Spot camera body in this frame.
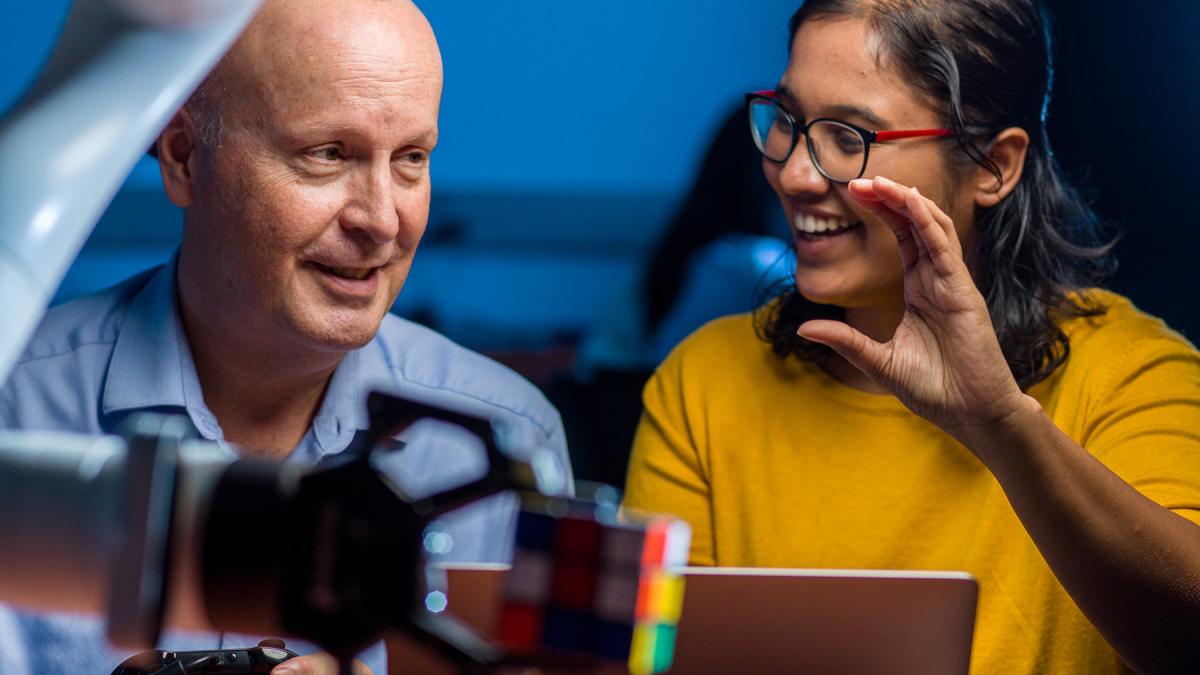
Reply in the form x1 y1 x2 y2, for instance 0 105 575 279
111 640 297 674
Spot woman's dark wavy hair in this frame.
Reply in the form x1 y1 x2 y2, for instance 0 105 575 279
755 0 1115 389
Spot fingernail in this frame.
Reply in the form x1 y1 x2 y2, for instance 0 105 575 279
849 178 870 190
274 668 295 675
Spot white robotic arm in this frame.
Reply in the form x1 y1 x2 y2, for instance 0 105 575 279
0 0 258 651
0 0 260 386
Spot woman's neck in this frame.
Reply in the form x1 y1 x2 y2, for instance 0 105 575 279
822 303 907 394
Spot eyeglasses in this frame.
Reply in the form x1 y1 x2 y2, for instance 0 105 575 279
746 90 953 183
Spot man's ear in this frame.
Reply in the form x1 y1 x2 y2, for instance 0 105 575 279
156 109 201 208
974 126 1029 208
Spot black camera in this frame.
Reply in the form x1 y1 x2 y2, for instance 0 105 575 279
111 639 297 674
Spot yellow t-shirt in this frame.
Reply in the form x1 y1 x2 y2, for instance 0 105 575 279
623 289 1200 675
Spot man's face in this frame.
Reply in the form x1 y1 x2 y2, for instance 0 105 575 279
176 0 442 354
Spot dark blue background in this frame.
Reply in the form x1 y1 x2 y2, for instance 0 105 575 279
4 0 1198 358
1 0 798 352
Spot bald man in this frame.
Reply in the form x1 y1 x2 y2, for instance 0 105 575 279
0 1 571 673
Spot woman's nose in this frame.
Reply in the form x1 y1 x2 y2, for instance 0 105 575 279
777 141 830 197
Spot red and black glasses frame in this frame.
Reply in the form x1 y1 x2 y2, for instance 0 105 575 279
746 89 953 183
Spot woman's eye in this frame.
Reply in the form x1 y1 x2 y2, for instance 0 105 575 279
836 133 862 151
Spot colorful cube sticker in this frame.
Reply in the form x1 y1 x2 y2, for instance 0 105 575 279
594 568 640 622
629 622 678 675
550 559 598 610
502 505 691 673
514 510 556 551
507 548 553 604
554 516 602 557
497 601 544 652
600 524 645 568
634 570 685 624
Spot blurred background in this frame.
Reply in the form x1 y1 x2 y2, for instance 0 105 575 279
3 0 1199 488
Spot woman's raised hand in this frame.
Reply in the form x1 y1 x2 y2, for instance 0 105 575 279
796 176 1030 446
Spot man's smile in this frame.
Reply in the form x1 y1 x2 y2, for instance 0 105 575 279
322 264 374 280
307 261 384 298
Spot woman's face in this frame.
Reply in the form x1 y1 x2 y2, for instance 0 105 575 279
765 17 978 310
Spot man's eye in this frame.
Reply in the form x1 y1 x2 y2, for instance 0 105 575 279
310 146 343 161
400 151 428 166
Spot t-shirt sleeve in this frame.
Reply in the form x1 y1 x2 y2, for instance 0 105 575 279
623 353 716 566
1079 334 1200 524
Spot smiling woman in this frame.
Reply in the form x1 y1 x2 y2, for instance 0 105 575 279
623 1 1200 674
754 1 1114 389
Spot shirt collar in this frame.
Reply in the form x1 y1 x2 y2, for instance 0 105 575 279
100 252 372 458
100 254 218 432
310 345 370 456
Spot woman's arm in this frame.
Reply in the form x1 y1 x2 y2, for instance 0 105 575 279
798 175 1200 675
966 391 1200 674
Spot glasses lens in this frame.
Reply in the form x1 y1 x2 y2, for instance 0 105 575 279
808 120 866 182
749 99 794 162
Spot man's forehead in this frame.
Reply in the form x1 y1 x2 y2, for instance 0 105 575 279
251 0 430 46
215 0 439 100
246 0 431 40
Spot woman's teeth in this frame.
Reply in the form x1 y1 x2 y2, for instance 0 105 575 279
327 266 372 280
794 214 857 234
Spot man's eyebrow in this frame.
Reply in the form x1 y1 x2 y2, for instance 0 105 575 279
406 129 438 147
776 85 889 129
282 124 438 148
283 123 356 142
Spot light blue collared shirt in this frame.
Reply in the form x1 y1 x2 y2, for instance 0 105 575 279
0 257 572 674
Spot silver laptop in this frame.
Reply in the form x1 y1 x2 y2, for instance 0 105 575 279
427 564 977 675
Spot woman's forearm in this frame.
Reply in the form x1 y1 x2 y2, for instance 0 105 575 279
966 395 1200 675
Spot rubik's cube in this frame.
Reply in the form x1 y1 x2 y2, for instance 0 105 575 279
497 499 691 674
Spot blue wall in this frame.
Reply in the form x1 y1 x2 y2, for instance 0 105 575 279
2 0 799 350
5 1 797 194
421 1 797 194
9 2 1199 350
0 2 71 117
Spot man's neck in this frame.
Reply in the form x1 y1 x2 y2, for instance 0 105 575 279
176 285 342 461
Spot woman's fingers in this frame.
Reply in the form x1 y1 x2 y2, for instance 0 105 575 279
848 179 920 268
849 177 965 277
869 176 956 238
797 319 890 381
903 187 965 278
848 177 914 231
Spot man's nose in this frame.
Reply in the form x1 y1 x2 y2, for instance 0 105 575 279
341 160 401 244
778 142 830 197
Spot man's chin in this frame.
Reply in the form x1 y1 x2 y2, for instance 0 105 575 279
312 330 376 353
290 313 385 354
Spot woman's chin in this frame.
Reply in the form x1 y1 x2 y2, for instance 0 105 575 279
793 280 853 308
792 270 902 310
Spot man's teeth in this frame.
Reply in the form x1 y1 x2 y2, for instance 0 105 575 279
327 266 372 280
794 214 856 234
